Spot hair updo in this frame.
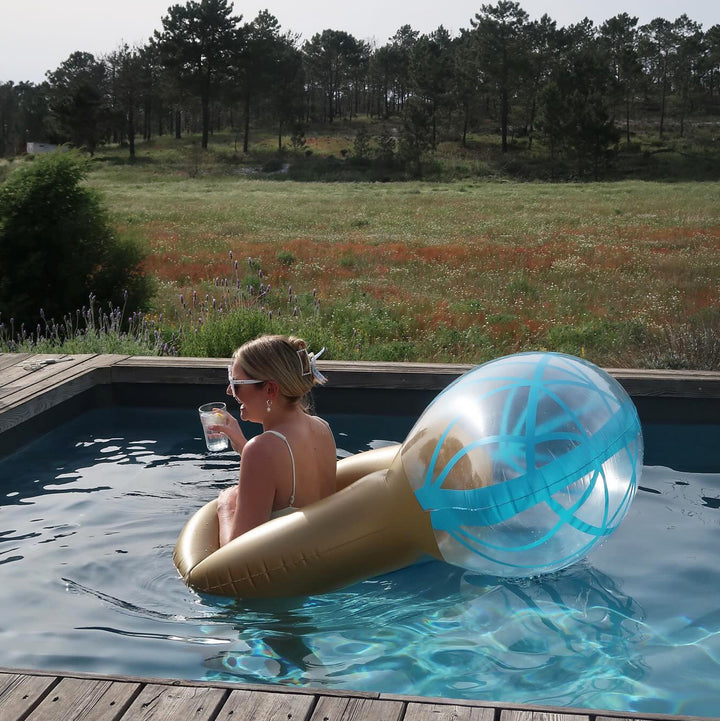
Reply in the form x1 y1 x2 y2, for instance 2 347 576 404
233 335 325 407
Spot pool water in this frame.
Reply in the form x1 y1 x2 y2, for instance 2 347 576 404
1 406 720 717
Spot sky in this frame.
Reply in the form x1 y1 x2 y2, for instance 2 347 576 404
2 0 719 85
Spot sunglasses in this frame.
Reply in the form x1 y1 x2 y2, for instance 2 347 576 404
227 365 264 388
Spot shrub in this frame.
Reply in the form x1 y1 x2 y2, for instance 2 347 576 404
619 312 720 371
0 152 154 325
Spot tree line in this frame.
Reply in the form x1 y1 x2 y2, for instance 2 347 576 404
1 0 719 176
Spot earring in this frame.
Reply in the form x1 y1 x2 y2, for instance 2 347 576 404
266 399 272 413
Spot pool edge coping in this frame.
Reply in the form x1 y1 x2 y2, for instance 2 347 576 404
2 353 720 438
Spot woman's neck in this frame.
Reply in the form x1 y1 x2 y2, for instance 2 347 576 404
262 401 302 432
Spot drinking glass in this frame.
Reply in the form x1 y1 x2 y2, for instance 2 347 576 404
198 402 229 452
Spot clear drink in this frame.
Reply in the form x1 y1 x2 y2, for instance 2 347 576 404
198 402 229 452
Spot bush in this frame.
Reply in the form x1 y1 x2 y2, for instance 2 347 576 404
0 152 154 325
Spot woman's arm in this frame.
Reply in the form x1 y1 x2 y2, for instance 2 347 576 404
217 435 281 545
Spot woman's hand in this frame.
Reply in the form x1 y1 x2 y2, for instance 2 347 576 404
217 485 238 513
209 412 247 454
217 485 239 546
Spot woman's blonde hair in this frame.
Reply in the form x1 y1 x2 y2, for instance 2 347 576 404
233 335 325 406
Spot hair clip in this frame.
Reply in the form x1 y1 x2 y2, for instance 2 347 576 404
298 346 327 383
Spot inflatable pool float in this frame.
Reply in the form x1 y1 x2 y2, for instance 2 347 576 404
173 443 438 598
174 352 643 598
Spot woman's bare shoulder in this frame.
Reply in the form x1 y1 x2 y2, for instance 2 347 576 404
308 414 332 431
242 432 285 459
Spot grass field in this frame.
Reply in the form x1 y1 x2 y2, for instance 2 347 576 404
4 132 720 368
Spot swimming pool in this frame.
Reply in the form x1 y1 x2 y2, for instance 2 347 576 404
1 404 719 718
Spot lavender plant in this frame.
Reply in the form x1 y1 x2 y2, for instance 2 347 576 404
170 253 324 357
0 293 168 355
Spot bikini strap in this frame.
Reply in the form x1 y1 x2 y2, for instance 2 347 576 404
265 430 296 506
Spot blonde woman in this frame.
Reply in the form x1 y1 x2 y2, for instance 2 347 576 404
211 335 337 546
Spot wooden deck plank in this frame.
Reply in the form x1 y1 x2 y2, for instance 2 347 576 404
310 695 405 721
0 354 89 401
404 701 496 721
23 677 140 721
0 354 129 434
119 683 227 721
114 355 227 367
499 711 590 721
0 672 58 721
109 357 470 390
0 670 716 721
0 353 31 372
215 688 316 721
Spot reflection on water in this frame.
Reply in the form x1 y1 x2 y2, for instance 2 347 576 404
198 561 654 710
0 407 719 717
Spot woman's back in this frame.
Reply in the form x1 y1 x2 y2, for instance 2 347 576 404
263 414 337 511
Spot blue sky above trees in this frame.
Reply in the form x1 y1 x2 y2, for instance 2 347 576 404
2 0 719 84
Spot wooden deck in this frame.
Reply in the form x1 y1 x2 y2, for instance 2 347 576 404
1 667 715 721
2 353 720 721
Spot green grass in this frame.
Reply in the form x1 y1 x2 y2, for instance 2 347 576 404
4 133 720 369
